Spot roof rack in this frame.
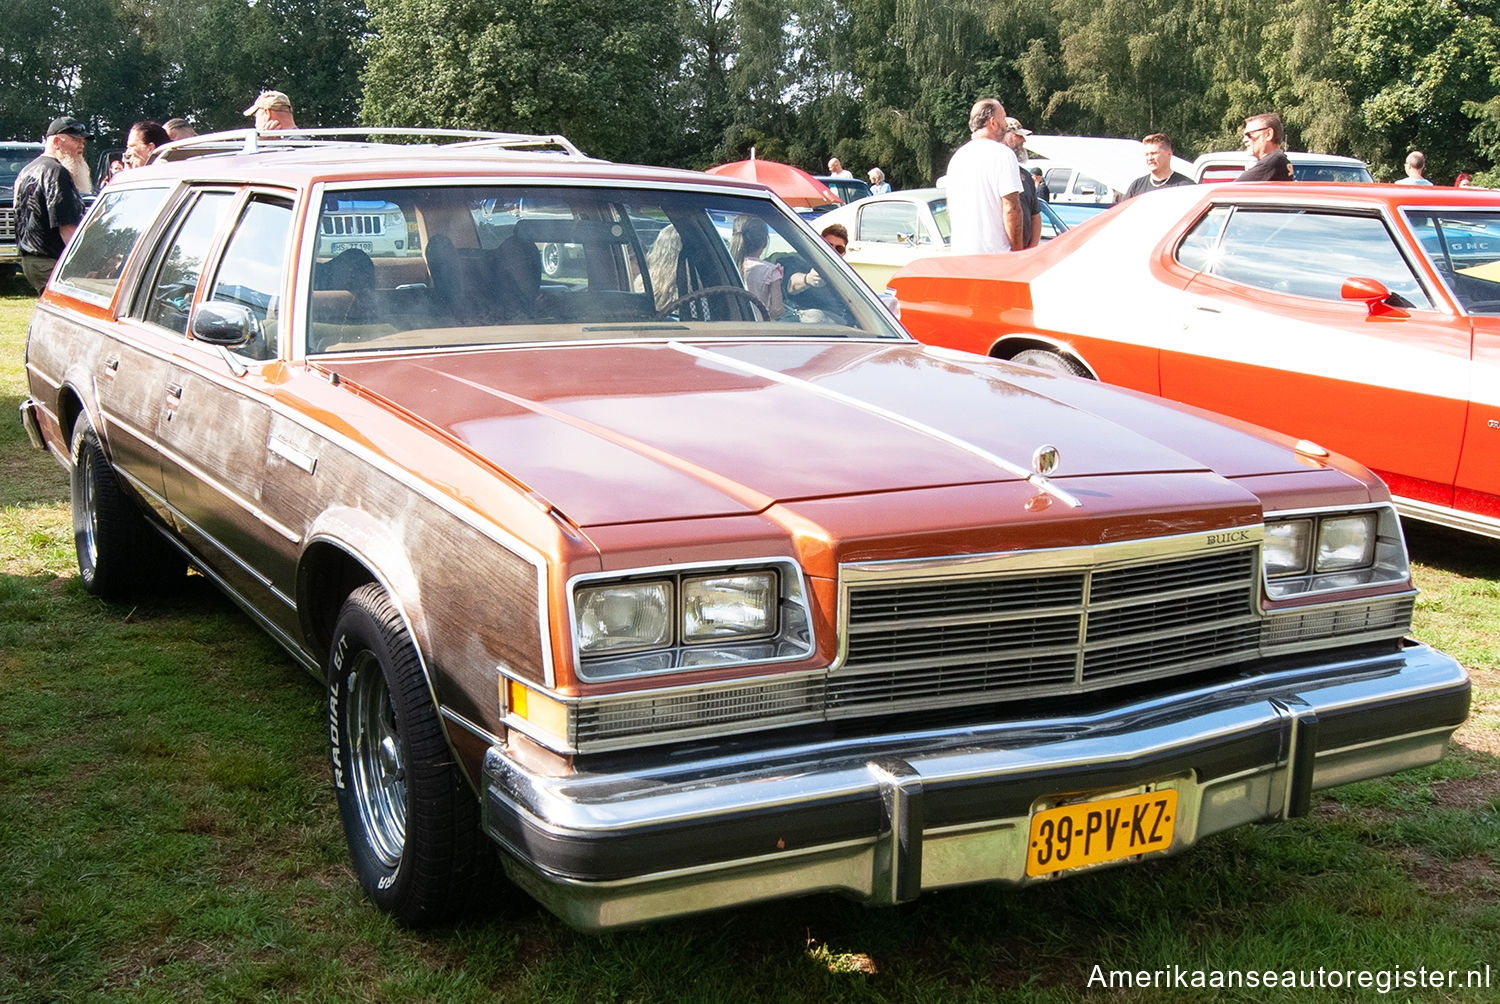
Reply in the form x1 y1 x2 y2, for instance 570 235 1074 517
153 128 589 163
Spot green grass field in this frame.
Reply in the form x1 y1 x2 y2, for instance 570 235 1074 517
1 271 1496 1002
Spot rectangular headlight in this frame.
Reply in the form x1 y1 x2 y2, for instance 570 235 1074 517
576 581 673 655
1263 506 1410 599
683 571 779 643
1264 518 1312 576
571 561 814 681
1315 512 1378 572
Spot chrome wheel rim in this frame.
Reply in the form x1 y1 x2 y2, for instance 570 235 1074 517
346 652 407 867
541 243 562 276
78 452 100 570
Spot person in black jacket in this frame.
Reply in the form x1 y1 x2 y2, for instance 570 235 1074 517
1123 133 1194 199
13 116 90 292
1237 113 1294 182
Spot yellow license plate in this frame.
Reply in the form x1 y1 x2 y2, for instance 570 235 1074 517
1026 789 1177 877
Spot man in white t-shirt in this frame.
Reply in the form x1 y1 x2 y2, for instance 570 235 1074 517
945 98 1023 254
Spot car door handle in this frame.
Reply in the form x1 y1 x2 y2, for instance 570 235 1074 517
165 382 183 399
1193 304 1223 315
103 356 120 372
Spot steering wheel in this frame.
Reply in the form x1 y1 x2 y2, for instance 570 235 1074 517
656 285 769 321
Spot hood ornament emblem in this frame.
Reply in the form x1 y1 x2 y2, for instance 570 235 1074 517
1032 444 1061 478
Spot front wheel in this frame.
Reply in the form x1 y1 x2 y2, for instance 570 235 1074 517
328 583 494 924
1009 348 1093 378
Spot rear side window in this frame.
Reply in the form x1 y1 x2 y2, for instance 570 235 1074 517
1175 206 1230 271
856 201 925 244
1179 207 1431 309
52 186 170 305
1071 173 1109 198
138 191 235 335
1291 163 1373 183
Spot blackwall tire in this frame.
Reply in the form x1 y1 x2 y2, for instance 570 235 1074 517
328 582 494 925
69 422 185 598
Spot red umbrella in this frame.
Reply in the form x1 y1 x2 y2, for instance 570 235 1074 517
705 158 840 209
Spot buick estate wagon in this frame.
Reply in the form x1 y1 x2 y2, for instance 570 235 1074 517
20 130 1468 929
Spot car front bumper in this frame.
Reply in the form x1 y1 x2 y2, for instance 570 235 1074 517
482 640 1468 930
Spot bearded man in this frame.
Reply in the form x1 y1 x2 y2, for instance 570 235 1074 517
13 116 92 292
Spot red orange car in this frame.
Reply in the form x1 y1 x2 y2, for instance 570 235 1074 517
890 183 1500 540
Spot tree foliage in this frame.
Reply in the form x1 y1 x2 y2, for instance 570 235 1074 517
1 0 367 149
361 0 682 164
8 0 1500 189
1337 0 1500 181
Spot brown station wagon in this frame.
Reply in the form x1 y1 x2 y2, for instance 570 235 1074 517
19 130 1469 930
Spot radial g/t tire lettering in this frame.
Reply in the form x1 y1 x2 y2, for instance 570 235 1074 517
328 582 495 925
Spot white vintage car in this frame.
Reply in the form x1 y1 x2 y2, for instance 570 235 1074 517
816 188 1071 288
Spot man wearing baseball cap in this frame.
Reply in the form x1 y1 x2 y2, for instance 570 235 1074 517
12 116 92 292
1002 116 1042 249
244 90 298 131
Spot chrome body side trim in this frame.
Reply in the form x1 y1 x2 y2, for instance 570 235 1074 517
482 641 1468 930
156 528 321 675
113 460 298 610
152 435 303 545
440 706 505 750
1397 495 1500 540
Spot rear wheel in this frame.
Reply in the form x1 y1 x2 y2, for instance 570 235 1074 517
69 422 185 598
1009 348 1093 378
329 583 495 925
540 243 563 277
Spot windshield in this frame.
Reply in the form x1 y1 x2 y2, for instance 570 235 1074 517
1292 163 1373 183
306 184 902 354
1405 209 1500 314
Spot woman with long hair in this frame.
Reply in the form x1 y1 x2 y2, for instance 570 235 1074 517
729 215 784 319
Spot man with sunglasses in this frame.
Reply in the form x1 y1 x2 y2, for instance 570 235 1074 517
783 224 852 323
1236 113 1294 182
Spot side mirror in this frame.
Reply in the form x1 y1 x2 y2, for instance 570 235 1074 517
191 301 259 346
1340 276 1408 318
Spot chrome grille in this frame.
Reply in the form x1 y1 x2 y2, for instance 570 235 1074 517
559 537 1416 754
573 675 822 749
1261 595 1414 651
832 548 1260 715
0 206 15 243
321 214 384 237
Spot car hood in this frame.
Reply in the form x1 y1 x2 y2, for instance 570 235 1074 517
326 340 1316 527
